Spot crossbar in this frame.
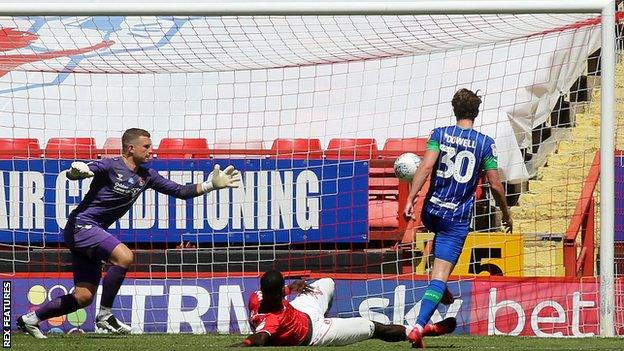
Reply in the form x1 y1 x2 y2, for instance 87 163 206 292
0 1 611 16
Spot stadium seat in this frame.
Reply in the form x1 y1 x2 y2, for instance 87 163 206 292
368 178 431 230
214 139 265 149
271 138 323 159
0 138 42 159
382 137 429 157
213 139 266 158
475 174 491 201
325 138 379 160
157 138 209 158
44 137 97 159
368 177 400 189
368 200 399 228
101 137 122 157
369 139 400 202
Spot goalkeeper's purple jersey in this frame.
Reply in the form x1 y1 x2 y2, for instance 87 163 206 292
424 125 498 223
69 157 197 229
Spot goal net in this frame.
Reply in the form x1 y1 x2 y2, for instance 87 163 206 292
1 7 622 336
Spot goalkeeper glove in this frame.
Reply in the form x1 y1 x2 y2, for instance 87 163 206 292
201 164 241 193
67 161 94 179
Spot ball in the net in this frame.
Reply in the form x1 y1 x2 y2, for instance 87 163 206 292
394 152 421 182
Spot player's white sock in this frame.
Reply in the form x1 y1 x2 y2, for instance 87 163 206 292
98 306 113 319
22 311 40 325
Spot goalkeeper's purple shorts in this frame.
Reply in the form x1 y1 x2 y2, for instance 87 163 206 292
63 219 121 286
421 210 470 265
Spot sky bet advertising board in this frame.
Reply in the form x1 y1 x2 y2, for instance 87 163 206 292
6 277 607 337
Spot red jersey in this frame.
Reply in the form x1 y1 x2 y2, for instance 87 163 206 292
248 290 311 346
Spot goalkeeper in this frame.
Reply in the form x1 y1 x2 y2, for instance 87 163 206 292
18 128 241 338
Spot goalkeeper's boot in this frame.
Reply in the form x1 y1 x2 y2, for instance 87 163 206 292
95 314 132 334
440 288 455 305
17 314 47 339
423 317 457 337
407 326 425 348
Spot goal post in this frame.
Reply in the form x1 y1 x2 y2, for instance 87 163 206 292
0 0 619 338
599 0 616 337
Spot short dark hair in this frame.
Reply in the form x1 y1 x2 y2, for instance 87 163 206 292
452 88 482 121
121 128 151 152
260 270 284 297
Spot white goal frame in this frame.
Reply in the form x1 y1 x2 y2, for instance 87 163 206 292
0 0 617 337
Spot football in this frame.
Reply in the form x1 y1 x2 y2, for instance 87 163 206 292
393 152 421 182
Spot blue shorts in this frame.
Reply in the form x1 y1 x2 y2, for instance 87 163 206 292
421 211 470 265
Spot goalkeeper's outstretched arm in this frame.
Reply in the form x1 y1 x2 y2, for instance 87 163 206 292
149 163 241 199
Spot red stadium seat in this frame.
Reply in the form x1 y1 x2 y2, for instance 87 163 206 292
101 137 122 157
475 175 488 201
44 137 97 159
373 137 428 175
213 139 266 158
368 177 399 196
157 138 209 159
0 138 42 159
325 138 379 160
369 176 431 231
271 138 323 159
368 200 399 229
383 137 429 157
214 140 264 149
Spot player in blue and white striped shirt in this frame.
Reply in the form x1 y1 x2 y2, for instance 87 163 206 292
402 89 512 348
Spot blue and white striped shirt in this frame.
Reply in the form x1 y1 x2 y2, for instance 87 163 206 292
424 125 498 222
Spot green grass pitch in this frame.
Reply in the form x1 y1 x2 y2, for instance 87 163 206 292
9 333 624 351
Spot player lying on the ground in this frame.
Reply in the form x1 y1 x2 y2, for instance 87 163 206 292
234 270 456 347
18 128 241 338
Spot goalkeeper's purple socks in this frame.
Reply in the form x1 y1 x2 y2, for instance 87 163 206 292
100 265 128 308
416 279 446 328
35 293 80 321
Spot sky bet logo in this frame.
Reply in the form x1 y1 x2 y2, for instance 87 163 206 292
2 281 10 348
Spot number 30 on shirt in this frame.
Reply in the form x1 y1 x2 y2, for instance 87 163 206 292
436 144 476 184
